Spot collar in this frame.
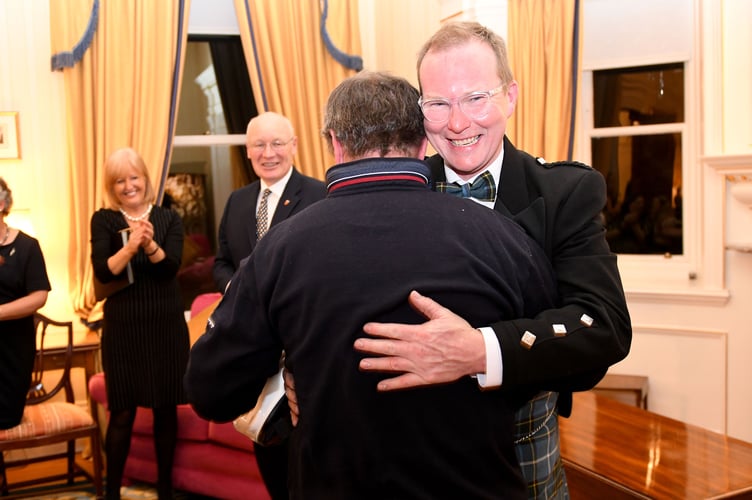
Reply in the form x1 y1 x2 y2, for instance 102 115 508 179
326 158 431 194
260 167 294 197
443 145 504 190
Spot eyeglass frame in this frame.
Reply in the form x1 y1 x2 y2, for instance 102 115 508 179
248 137 295 153
417 84 506 123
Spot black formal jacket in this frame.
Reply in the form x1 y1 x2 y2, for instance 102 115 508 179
427 137 632 416
186 158 558 499
212 168 326 292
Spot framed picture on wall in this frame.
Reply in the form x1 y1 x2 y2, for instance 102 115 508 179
0 112 21 160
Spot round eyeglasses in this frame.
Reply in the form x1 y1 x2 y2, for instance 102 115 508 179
248 137 294 153
418 85 505 123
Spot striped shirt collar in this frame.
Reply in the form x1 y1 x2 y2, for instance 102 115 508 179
326 158 431 194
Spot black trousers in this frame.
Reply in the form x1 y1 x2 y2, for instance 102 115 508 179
254 438 289 500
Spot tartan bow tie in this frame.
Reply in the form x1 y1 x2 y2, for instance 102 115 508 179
435 171 497 202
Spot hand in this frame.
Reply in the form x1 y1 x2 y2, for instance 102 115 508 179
135 220 155 249
125 220 154 251
283 368 299 427
354 290 486 391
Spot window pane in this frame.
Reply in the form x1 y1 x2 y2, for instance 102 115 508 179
593 63 684 128
168 145 245 309
176 41 217 136
593 134 683 255
175 37 256 137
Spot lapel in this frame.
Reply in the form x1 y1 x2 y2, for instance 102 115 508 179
427 138 546 246
497 138 546 246
271 168 301 226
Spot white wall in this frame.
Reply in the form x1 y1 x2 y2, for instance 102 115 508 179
0 1 70 319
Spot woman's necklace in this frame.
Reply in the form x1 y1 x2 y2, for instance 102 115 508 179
119 203 153 223
0 223 9 246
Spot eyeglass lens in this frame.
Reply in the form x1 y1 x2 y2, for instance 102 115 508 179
250 139 291 152
421 93 492 122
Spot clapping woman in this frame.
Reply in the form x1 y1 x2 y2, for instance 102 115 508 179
90 148 189 499
0 177 51 429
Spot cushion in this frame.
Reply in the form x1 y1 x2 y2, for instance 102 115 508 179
88 372 108 408
0 402 94 440
131 405 210 442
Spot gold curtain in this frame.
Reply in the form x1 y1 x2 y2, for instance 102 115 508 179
233 0 361 181
507 0 581 161
50 0 191 321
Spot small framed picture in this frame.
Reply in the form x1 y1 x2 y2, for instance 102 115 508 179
0 112 21 160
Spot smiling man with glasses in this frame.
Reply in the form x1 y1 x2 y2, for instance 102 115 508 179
347 21 632 499
211 111 326 500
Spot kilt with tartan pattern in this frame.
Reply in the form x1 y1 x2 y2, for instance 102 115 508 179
514 391 569 499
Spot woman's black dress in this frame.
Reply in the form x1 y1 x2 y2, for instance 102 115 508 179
90 206 189 411
0 232 51 429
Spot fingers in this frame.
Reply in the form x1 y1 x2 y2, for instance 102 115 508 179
288 397 299 427
372 373 427 392
407 290 448 320
361 291 450 340
283 368 295 391
283 369 299 427
354 336 401 355
131 221 154 248
361 322 419 342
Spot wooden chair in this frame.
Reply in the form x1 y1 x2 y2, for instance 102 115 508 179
0 313 104 498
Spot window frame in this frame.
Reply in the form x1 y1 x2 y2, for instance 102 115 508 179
579 56 725 302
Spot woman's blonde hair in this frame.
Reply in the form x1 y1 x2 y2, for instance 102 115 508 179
103 147 156 209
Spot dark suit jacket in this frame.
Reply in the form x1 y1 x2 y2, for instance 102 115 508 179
212 168 326 292
427 137 632 416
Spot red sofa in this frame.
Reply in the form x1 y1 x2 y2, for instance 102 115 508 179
88 372 270 499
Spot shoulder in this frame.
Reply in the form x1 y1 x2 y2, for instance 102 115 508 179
152 205 181 223
225 183 259 207
14 231 41 249
288 169 326 201
521 154 603 188
505 138 593 177
91 208 121 228
92 207 117 218
10 233 47 268
534 157 593 172
292 168 325 188
234 181 260 194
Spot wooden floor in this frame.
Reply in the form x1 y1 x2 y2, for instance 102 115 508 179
2 452 99 497
3 453 214 499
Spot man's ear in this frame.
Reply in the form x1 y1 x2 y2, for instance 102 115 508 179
330 131 346 164
417 137 429 159
505 80 519 118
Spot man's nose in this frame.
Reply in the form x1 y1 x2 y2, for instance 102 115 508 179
447 102 471 132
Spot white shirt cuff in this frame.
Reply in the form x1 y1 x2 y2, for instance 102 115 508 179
475 326 503 388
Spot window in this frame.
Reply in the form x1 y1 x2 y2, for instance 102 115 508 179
577 0 727 296
169 36 256 308
590 63 684 256
581 59 702 292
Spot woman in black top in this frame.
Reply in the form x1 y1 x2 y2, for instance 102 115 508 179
0 177 50 430
90 148 189 499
